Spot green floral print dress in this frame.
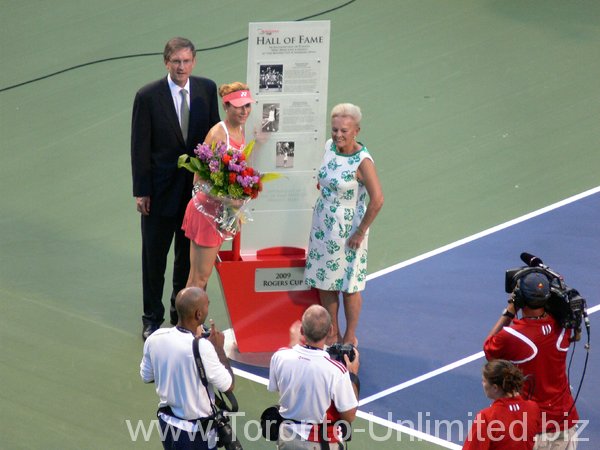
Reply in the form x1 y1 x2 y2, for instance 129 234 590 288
304 139 373 293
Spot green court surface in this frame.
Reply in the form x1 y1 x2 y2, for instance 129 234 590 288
1 1 599 448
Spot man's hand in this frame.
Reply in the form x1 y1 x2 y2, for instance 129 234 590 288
507 293 519 315
345 348 360 375
136 196 151 215
202 319 234 389
288 320 302 347
206 320 225 352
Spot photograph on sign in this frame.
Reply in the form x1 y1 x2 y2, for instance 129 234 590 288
261 103 279 132
254 95 321 137
249 132 319 172
256 60 323 95
275 141 295 168
259 64 283 92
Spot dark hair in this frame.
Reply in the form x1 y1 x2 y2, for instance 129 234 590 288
483 359 524 395
163 37 196 62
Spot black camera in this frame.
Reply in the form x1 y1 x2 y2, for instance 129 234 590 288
505 253 588 340
327 343 356 365
214 410 243 450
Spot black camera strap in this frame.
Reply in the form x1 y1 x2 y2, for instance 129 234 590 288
192 336 239 415
192 336 220 418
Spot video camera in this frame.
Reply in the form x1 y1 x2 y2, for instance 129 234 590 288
505 253 589 341
327 343 356 365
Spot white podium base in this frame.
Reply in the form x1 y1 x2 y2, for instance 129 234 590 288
223 328 273 368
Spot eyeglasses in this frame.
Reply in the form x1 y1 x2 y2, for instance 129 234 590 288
169 59 194 66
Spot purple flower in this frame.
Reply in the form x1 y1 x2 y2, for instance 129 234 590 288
194 143 213 162
237 174 260 188
216 142 228 157
209 159 220 173
228 161 244 173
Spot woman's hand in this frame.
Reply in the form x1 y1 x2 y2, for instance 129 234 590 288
347 229 365 250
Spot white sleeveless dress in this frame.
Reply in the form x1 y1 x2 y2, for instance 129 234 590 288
304 139 373 293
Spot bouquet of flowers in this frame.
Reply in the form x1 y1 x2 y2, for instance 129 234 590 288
178 140 279 239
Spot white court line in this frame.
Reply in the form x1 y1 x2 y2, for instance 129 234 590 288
232 367 269 386
231 186 599 448
355 410 462 450
367 185 600 281
360 318 600 407
588 304 600 314
358 352 485 406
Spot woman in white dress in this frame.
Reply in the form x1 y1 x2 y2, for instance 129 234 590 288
304 103 384 346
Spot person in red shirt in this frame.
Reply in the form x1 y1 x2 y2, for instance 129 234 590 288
484 272 580 450
464 359 541 449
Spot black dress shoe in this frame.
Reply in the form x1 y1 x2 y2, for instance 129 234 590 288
142 323 160 341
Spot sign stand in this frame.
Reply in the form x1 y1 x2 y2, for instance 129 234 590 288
216 233 319 359
216 20 330 362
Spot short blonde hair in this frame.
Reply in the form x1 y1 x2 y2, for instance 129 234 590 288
331 103 362 126
219 81 250 98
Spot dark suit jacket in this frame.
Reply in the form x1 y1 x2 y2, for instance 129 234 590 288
131 76 220 217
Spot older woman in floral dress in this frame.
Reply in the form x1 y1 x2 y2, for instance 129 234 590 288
304 103 384 346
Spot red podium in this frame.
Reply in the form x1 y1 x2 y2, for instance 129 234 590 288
215 234 319 353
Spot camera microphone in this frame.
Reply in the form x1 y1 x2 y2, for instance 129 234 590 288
520 252 545 268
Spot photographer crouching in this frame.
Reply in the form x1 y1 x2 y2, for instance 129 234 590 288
267 305 360 449
140 287 238 450
484 271 580 449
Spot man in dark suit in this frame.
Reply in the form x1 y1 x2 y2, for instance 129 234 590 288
131 37 220 340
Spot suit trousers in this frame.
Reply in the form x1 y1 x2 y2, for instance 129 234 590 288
141 210 190 326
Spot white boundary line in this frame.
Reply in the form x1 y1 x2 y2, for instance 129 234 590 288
231 186 599 448
358 352 485 406
232 367 269 386
355 410 462 450
367 185 600 281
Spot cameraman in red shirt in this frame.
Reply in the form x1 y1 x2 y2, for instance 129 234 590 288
484 272 579 450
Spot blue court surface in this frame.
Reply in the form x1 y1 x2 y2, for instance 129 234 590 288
233 187 599 449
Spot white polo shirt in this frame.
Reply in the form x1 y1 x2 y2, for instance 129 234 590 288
268 344 358 439
140 327 232 432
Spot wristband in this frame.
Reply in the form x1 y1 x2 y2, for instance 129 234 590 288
502 308 515 319
349 372 361 395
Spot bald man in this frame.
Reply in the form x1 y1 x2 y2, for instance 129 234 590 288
268 305 360 449
141 287 233 450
